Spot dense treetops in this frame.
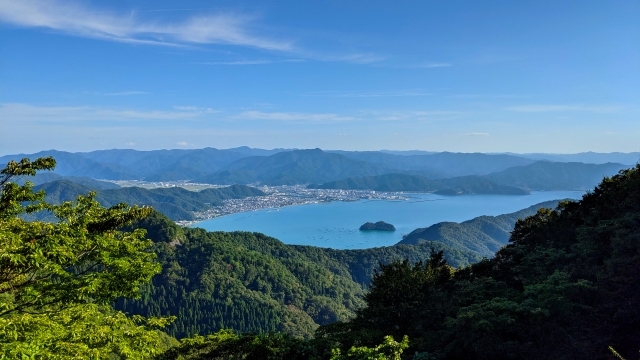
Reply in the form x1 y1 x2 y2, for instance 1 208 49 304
117 211 480 340
0 157 174 358
319 163 640 359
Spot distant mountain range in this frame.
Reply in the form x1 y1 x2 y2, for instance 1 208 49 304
485 161 627 190
308 161 628 193
1 148 635 190
195 149 396 185
32 181 264 221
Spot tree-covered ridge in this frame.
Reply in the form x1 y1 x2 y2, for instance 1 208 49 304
117 211 483 340
33 181 264 221
307 173 529 195
308 173 445 192
399 200 561 257
195 149 395 186
320 163 640 359
486 160 627 190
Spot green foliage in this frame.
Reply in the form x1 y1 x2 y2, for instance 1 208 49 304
156 329 320 360
330 335 409 360
0 158 173 359
116 211 480 340
319 164 640 359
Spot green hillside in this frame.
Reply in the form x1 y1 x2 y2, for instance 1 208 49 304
309 173 529 195
116 212 482 339
34 181 265 221
399 200 562 256
308 173 444 192
436 175 529 195
486 160 628 190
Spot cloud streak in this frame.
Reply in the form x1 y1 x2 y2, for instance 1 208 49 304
0 103 210 122
0 0 291 50
235 111 355 122
508 105 622 113
301 90 436 98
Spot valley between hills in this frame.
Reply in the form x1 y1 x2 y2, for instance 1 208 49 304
2 149 639 359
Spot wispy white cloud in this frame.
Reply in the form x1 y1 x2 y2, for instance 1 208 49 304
0 0 291 50
235 111 355 122
464 132 490 136
198 60 273 65
104 91 150 96
125 141 135 146
195 58 307 65
360 110 465 121
508 105 622 112
301 90 435 98
173 106 219 113
0 103 210 122
420 63 452 68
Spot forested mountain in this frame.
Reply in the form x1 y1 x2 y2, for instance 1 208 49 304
331 151 536 177
2 149 635 186
195 149 395 185
398 200 561 256
34 181 264 221
309 173 529 195
510 151 640 165
16 172 120 189
308 173 445 192
486 160 627 190
320 164 640 359
143 148 250 181
116 212 483 339
435 175 529 195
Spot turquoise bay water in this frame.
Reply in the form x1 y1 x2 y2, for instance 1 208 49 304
196 191 584 249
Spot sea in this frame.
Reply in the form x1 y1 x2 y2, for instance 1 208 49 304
196 191 585 250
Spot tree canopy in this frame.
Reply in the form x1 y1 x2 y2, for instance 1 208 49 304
0 157 174 358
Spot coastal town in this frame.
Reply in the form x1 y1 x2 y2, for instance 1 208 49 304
179 185 409 226
108 180 409 226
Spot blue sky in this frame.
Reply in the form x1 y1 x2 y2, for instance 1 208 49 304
1 0 638 155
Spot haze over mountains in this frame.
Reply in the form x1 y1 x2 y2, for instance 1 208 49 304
2 147 635 187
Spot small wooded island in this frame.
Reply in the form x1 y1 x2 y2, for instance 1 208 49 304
359 221 396 231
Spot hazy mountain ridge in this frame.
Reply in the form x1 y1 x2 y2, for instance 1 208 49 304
309 173 528 195
1 149 635 188
486 161 628 190
195 149 397 185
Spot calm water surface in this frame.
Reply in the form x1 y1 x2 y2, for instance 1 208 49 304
196 191 584 249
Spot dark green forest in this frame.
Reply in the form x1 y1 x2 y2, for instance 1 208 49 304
3 156 639 359
116 212 478 339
